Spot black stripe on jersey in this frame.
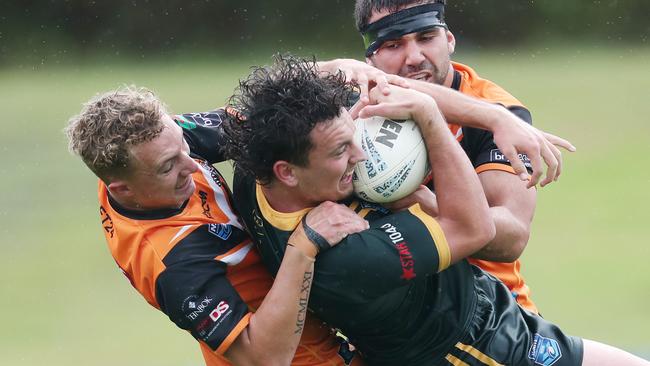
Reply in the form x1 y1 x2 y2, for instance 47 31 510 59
156 224 251 351
162 224 249 267
451 70 462 91
156 260 249 351
107 190 188 220
507 105 533 125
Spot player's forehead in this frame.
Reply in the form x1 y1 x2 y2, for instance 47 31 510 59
309 110 354 152
368 3 419 23
129 116 181 172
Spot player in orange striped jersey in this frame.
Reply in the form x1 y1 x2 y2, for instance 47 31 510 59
347 0 580 313
66 86 369 365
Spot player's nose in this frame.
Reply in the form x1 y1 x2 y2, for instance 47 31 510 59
404 40 426 66
350 142 367 164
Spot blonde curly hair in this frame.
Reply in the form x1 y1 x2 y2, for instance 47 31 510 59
65 85 169 182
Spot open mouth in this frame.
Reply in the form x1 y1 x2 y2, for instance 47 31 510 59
405 71 432 82
341 169 355 184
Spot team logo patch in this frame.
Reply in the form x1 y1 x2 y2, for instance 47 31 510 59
175 115 197 130
528 333 562 366
208 223 232 240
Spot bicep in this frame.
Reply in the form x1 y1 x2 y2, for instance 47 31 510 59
314 209 446 300
156 260 251 354
155 224 254 355
478 169 536 225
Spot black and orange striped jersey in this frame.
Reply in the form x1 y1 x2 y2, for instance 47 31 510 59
448 61 533 175
445 61 538 313
233 175 584 366
98 110 358 366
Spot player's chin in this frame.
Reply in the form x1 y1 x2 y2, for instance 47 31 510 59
176 179 196 201
337 181 355 199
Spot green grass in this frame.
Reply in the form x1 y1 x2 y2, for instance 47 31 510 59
1 46 648 365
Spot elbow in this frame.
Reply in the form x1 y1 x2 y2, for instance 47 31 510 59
481 224 530 263
463 219 496 257
476 220 496 251
501 228 530 262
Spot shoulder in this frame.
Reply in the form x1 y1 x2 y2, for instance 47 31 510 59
453 61 525 108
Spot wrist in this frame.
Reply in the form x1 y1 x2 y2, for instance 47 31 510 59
413 102 444 132
483 104 511 133
288 222 318 260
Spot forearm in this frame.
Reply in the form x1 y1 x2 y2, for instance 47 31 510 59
471 206 530 262
417 106 494 260
227 245 314 365
407 79 510 130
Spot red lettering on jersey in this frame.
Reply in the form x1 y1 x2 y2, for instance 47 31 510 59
209 301 230 322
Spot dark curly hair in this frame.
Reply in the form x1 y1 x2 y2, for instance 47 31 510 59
223 54 353 185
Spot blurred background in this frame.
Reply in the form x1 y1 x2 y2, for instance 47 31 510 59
1 0 649 364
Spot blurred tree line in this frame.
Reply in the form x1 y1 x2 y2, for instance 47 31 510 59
1 0 648 65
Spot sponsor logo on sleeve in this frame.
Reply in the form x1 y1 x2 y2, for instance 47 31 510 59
182 295 214 321
490 149 532 168
209 301 230 322
208 223 232 241
528 333 562 366
183 296 234 340
380 223 416 280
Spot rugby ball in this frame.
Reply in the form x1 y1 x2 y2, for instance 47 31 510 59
352 116 430 203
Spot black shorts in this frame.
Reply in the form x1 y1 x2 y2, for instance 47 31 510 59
442 266 584 366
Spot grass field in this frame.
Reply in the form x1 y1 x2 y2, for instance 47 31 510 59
1 46 649 365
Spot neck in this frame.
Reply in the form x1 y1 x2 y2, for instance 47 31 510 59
261 183 311 213
442 63 455 88
106 189 142 211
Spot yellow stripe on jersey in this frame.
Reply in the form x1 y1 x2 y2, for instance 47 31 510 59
255 183 310 231
445 354 470 366
407 203 451 271
348 200 360 212
357 208 372 218
455 342 504 366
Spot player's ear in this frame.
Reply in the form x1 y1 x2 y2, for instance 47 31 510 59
446 29 456 55
108 180 134 198
273 160 299 187
366 57 374 67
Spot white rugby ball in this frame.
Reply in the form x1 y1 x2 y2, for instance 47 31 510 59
352 116 430 203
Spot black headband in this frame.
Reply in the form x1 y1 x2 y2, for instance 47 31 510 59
360 3 446 57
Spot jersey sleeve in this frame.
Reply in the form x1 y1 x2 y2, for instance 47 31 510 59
174 109 231 164
313 204 450 301
155 224 252 354
461 106 534 174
